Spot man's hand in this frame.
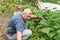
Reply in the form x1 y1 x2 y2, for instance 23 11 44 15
17 31 22 40
38 16 44 19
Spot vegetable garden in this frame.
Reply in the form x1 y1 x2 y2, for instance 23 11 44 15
0 0 60 40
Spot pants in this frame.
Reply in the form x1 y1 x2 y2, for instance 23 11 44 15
7 29 32 40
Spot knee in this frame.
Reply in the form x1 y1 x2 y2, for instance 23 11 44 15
27 29 32 36
23 29 32 36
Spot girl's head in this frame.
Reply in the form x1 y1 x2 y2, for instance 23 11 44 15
16 5 24 12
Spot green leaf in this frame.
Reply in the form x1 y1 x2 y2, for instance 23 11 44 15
57 30 60 37
53 23 60 29
54 36 60 40
40 37 45 40
40 19 46 25
40 27 51 34
48 32 56 38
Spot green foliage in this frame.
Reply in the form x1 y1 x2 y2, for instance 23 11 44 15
0 0 60 40
27 10 60 40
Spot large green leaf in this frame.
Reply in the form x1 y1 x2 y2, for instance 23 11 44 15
39 27 51 34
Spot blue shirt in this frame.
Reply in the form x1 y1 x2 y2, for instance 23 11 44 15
7 13 26 35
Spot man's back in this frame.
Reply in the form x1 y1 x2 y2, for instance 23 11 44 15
7 13 26 35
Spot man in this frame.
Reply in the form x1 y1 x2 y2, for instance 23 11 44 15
6 8 39 40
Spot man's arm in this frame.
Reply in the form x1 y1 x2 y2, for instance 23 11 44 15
30 15 38 18
17 31 22 40
16 21 24 40
31 15 44 19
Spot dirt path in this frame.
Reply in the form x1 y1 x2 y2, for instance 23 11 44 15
0 13 10 40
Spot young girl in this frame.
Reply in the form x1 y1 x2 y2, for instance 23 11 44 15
14 5 24 15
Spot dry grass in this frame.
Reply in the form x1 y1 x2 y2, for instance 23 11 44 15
0 13 10 40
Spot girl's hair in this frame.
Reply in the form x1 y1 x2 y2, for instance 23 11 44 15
16 5 24 12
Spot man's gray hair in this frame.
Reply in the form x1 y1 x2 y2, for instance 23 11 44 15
23 8 32 14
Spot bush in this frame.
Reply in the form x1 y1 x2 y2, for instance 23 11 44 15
27 9 60 40
0 0 60 40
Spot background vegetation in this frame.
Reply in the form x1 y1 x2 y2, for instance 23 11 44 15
0 0 60 40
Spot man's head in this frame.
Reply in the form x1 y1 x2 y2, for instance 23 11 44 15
22 8 32 20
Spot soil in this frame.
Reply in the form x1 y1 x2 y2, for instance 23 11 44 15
0 13 10 40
